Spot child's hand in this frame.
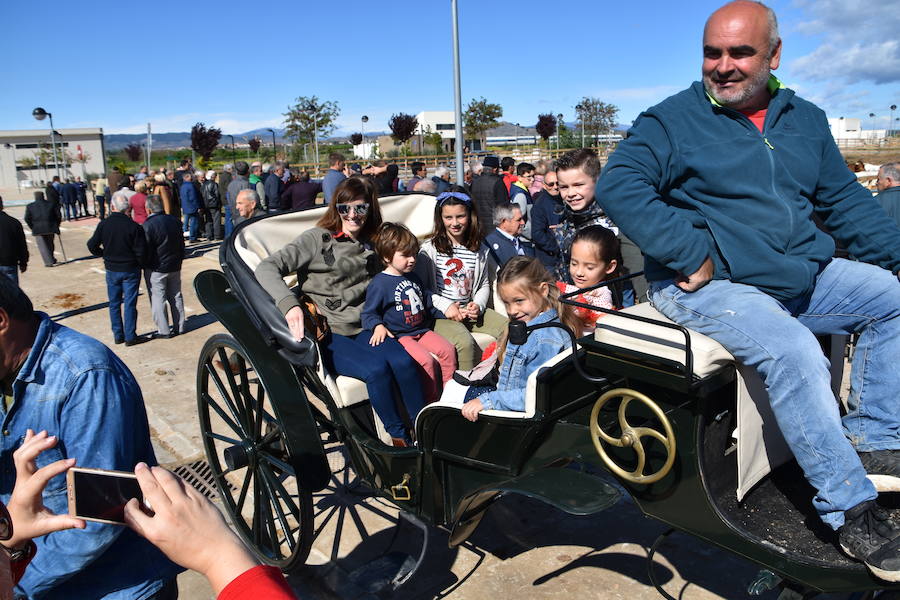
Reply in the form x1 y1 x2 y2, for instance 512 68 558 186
464 302 481 319
369 324 393 346
461 398 484 422
445 302 465 322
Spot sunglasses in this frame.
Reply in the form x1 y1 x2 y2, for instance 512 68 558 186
336 203 369 216
545 181 559 187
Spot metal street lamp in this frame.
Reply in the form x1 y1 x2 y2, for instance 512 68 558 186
515 123 519 150
361 115 368 159
451 0 465 184
556 113 564 151
32 107 61 180
55 131 69 178
890 105 897 138
869 113 876 142
225 134 236 164
266 128 277 161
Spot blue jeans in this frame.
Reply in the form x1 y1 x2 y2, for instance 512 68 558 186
106 270 140 342
649 258 900 529
183 213 199 241
63 201 76 220
0 265 18 285
322 331 426 439
224 205 234 238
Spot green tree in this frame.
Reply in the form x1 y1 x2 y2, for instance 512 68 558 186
463 97 502 149
388 113 418 159
535 114 557 146
283 96 340 145
574 97 619 146
424 127 444 154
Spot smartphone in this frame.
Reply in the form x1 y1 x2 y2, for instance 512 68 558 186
67 467 143 525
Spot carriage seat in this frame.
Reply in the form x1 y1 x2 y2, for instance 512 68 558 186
593 303 735 377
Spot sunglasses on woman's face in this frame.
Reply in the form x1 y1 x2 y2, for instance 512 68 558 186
336 202 369 216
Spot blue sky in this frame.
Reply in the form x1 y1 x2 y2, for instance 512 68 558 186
0 0 897 136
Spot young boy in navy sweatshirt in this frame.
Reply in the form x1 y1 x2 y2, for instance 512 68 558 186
362 223 458 403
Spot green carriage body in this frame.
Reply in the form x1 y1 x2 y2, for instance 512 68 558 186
193 198 897 597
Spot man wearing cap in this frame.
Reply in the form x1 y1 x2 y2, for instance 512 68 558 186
469 156 508 236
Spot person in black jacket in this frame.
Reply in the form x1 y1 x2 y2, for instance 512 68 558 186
201 170 222 240
143 195 185 338
0 197 28 284
469 156 508 236
23 190 61 267
86 191 147 346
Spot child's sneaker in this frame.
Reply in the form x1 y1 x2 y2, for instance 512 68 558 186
839 500 900 582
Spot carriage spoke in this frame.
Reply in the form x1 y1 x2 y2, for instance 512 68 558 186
219 348 252 431
204 431 241 445
259 461 301 517
260 452 294 477
236 468 254 516
254 383 266 440
205 360 249 434
201 392 245 437
258 465 297 552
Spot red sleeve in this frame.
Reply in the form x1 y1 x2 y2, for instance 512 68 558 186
217 565 296 600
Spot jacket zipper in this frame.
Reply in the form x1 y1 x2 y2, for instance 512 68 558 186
718 106 794 249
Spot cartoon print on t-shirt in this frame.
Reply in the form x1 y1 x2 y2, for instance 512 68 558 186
441 257 472 299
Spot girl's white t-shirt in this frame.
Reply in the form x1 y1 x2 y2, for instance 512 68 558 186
433 245 478 303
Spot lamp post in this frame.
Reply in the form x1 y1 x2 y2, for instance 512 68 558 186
225 134 236 164
514 123 519 151
361 115 368 159
556 113 564 151
55 131 69 178
451 0 465 185
869 113 876 142
32 107 61 180
890 105 897 138
266 128 277 162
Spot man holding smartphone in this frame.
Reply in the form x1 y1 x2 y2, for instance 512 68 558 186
0 277 183 599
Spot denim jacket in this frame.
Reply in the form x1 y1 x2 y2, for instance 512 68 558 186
1 314 183 599
480 309 570 412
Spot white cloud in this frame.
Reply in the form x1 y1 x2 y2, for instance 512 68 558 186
789 0 900 85
590 85 682 102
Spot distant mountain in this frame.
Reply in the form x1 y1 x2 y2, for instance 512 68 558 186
104 128 288 151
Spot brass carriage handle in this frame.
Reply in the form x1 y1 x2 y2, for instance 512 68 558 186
589 388 676 485
390 473 412 502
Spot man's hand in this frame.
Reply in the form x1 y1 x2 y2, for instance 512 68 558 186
676 257 714 292
124 463 258 595
4 430 86 549
284 306 305 341
461 398 484 422
369 324 394 346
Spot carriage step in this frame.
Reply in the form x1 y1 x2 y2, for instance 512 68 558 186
498 467 621 516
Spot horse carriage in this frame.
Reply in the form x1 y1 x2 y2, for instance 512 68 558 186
193 193 898 599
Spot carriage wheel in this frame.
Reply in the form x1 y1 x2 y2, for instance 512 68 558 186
197 333 313 570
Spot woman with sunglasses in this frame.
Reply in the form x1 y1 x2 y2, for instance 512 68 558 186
256 176 425 446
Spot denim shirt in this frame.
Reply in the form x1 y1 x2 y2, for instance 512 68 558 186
480 309 570 412
2 314 183 599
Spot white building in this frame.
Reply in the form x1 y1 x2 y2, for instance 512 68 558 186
0 128 107 189
827 118 887 147
412 111 458 153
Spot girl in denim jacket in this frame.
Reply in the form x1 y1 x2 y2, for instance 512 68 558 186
461 256 581 421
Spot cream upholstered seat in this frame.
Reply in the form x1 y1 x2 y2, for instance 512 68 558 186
593 303 734 378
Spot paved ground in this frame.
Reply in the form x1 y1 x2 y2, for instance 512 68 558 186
0 194 873 600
